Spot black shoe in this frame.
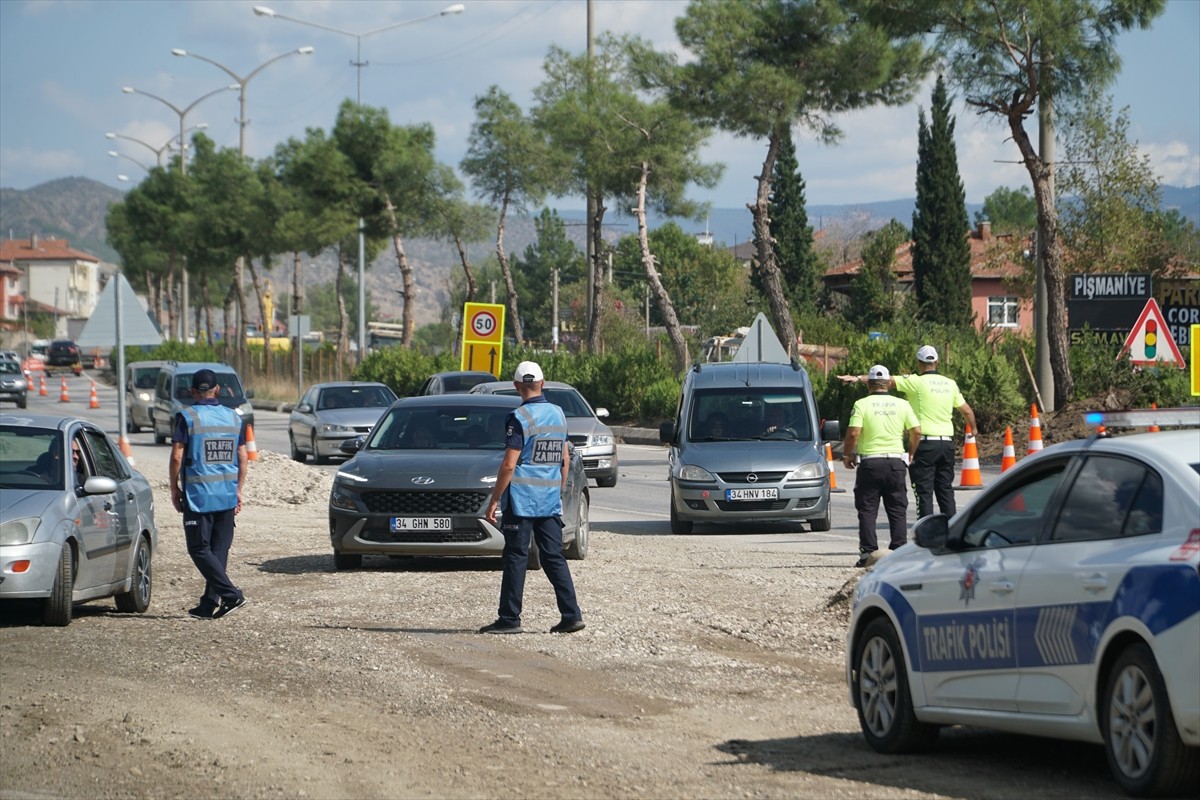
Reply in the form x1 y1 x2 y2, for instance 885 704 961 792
550 619 586 634
213 596 248 619
478 620 523 634
187 605 215 620
854 553 872 568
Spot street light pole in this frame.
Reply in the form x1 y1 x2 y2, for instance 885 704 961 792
107 150 150 173
106 126 208 168
122 83 236 342
253 3 465 359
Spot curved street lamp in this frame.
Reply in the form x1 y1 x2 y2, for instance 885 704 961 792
170 46 314 157
105 124 208 167
107 150 150 173
121 84 237 175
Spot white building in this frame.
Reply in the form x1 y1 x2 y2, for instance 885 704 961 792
0 235 101 324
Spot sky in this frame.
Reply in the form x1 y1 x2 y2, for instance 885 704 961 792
1 0 1197 214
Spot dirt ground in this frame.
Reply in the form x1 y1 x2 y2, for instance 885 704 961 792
0 450 1128 800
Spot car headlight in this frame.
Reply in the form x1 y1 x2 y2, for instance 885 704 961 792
0 516 41 546
676 464 716 482
591 434 613 446
137 391 152 401
241 403 253 416
234 407 245 416
14 380 26 390
787 461 827 481
321 423 355 434
330 486 360 510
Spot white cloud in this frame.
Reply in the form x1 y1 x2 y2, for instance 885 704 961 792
1138 140 1200 187
0 147 85 182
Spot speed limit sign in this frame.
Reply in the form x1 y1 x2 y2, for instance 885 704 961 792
463 303 504 345
470 309 498 339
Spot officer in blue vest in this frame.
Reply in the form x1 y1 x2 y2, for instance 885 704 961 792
480 361 585 635
169 368 249 620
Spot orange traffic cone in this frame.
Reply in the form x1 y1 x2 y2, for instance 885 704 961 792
1148 403 1160 432
118 435 135 466
59 376 70 403
957 426 983 489
39 374 47 396
1001 426 1017 472
245 424 259 461
825 442 845 493
1026 405 1044 455
88 381 100 409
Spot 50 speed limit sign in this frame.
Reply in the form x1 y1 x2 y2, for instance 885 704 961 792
460 302 505 375
470 309 498 339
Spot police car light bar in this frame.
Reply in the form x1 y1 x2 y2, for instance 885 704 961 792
1084 408 1200 428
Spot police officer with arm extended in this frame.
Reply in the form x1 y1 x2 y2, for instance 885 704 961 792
842 365 921 568
479 361 585 635
840 345 976 518
169 368 249 620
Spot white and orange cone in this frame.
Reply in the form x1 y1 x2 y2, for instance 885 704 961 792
39 374 47 396
245 424 259 462
88 381 100 409
118 435 135 466
825 442 844 493
1026 404 1044 455
957 426 983 489
1000 426 1017 472
59 376 70 403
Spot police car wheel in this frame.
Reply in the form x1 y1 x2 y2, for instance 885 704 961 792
853 617 938 754
289 434 306 463
1102 642 1198 797
670 496 693 535
810 505 832 532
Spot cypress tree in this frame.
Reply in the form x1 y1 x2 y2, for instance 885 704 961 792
911 75 974 328
768 130 821 314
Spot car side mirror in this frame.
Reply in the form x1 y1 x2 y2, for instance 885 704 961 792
820 419 841 441
659 421 675 444
82 476 119 496
297 403 312 414
913 514 951 549
339 437 364 455
594 407 610 419
245 388 255 399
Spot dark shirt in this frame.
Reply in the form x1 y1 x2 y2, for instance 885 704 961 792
172 397 248 446
503 394 549 451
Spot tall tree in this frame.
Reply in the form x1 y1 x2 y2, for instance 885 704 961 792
911 74 973 328
510 209 585 346
911 0 1167 401
665 0 930 353
461 86 553 345
768 129 821 315
975 186 1038 234
847 220 908 329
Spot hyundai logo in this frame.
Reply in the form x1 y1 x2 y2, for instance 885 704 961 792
746 473 759 483
411 476 435 485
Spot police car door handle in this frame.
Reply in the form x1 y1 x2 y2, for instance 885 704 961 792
1080 573 1108 592
989 580 1016 594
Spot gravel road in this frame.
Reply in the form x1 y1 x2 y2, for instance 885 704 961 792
1 449 1125 800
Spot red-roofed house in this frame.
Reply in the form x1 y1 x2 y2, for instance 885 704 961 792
0 262 23 324
822 220 1033 332
0 235 101 322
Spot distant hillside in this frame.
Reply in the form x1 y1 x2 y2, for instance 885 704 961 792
0 176 124 262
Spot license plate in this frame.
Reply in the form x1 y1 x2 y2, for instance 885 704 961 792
726 488 778 501
389 517 452 532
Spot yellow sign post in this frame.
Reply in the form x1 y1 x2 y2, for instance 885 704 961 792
460 302 505 378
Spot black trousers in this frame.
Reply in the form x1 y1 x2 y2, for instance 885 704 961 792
497 514 582 626
854 458 909 552
909 439 957 518
182 507 241 611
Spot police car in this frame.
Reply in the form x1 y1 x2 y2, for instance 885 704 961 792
846 410 1199 797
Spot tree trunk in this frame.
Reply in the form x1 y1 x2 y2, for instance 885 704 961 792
146 273 161 334
586 192 608 354
749 129 796 355
1007 111 1074 401
380 193 415 348
198 274 212 346
335 244 349 377
246 258 273 383
234 260 249 365
494 195 524 344
453 234 477 303
222 280 236 368
634 162 689 373
165 252 178 342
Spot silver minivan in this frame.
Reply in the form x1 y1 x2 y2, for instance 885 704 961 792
124 360 167 433
659 358 840 534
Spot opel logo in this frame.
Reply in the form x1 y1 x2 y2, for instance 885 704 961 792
747 473 758 483
411 476 435 485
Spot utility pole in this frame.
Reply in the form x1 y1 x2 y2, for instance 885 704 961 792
585 0 595 347
551 266 560 352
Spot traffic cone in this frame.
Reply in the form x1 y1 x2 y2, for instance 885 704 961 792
1148 403 1160 433
825 442 845 493
59 376 70 403
39 374 47 396
1026 405 1044 455
245 424 259 462
957 426 983 489
118 435 135 467
88 381 100 409
1000 426 1017 472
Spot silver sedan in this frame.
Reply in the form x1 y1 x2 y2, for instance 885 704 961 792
0 414 158 625
288 382 397 464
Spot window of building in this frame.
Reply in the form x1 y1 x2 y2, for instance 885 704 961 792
988 296 1020 327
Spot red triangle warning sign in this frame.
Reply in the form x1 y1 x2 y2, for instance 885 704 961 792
1120 298 1185 367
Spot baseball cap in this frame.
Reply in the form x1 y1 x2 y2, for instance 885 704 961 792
917 345 939 363
190 368 217 391
867 364 891 381
514 361 544 383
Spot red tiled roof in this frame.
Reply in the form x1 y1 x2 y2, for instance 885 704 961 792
823 228 1028 282
0 237 99 264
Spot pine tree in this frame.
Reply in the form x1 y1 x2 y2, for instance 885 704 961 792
768 130 821 314
911 75 973 328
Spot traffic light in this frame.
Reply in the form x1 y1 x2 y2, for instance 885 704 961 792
1145 319 1157 359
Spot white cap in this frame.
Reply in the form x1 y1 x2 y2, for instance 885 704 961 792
868 364 891 381
514 361 544 383
917 345 938 363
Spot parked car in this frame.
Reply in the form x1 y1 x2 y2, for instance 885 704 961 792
469 380 618 487
28 340 50 362
846 421 1200 797
45 339 81 375
328 394 589 570
288 381 397 464
123 360 167 433
417 370 497 396
0 413 158 625
149 362 254 444
0 358 29 408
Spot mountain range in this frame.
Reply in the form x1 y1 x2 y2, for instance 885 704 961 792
3 177 1197 329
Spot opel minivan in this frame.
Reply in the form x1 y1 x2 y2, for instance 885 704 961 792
150 362 254 444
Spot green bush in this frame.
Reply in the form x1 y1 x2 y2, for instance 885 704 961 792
116 341 221 365
1069 329 1195 408
352 347 459 397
